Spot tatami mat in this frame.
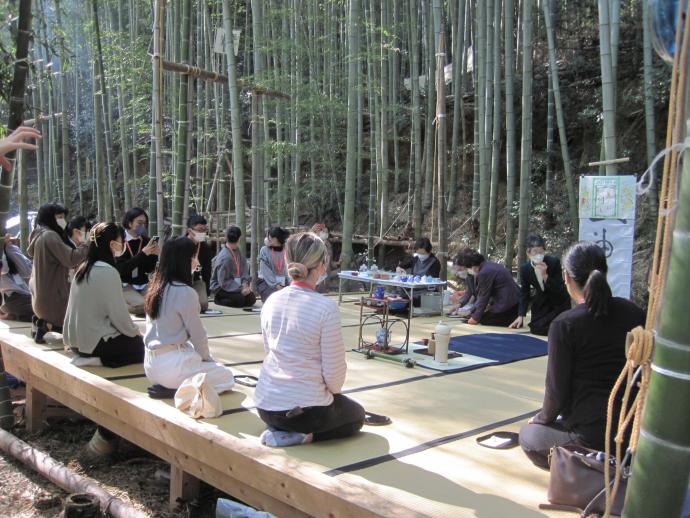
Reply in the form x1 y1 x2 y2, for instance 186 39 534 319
1 297 562 517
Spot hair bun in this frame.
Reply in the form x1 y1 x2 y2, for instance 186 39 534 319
287 262 308 280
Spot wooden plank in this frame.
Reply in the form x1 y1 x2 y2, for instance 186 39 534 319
25 384 47 433
169 465 200 510
0 337 428 518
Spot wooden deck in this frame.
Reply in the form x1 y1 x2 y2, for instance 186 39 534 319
0 297 571 518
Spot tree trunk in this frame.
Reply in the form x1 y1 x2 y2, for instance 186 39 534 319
92 58 108 220
408 0 423 237
542 0 577 222
55 0 71 208
171 0 192 235
642 0 657 212
422 1 436 212
516 0 533 266
448 0 466 211
340 0 360 269
151 0 165 235
434 4 448 280
597 0 617 175
503 0 517 269
487 0 502 243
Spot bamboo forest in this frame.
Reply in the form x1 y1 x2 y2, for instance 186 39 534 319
0 0 688 516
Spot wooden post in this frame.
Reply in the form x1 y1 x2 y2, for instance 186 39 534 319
169 465 200 510
25 384 47 433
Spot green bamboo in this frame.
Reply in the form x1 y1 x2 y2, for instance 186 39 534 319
29 68 45 205
150 0 165 235
623 117 690 517
516 0 533 266
115 0 132 209
487 0 502 242
542 0 577 222
503 0 517 269
171 0 192 235
222 0 245 243
408 0 423 237
480 0 494 254
448 0 466 211
422 1 436 211
379 0 390 250
642 0 656 171
74 67 84 215
476 0 488 251
597 0 617 175
291 0 302 227
55 1 70 208
92 58 107 220
340 0 360 269
434 8 447 280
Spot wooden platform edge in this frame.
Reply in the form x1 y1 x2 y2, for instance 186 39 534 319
1 335 429 518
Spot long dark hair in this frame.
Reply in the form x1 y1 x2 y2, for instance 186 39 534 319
144 237 196 319
74 222 122 284
562 241 612 318
36 203 68 238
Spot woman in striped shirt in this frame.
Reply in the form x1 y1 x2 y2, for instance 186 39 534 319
255 232 365 447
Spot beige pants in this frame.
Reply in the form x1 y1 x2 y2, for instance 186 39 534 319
123 285 148 316
193 279 209 313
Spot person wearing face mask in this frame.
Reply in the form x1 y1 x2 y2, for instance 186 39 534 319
447 253 478 317
66 216 89 249
185 214 213 313
210 225 256 308
255 232 365 447
509 235 571 336
115 207 160 316
0 233 34 322
310 223 340 293
257 226 290 302
63 223 144 368
27 203 89 343
411 237 441 278
455 247 520 327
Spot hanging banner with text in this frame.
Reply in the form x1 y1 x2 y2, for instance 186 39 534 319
578 175 637 299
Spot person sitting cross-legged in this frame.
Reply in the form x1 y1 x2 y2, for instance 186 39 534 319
210 225 256 308
255 231 365 447
519 242 645 469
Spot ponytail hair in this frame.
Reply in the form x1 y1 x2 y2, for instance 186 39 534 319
563 241 612 318
285 232 327 281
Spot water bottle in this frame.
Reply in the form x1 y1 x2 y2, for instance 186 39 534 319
376 327 388 347
434 321 450 363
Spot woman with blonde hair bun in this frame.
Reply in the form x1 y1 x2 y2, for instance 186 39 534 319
255 232 365 447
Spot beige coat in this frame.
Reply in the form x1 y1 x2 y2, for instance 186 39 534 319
27 226 88 326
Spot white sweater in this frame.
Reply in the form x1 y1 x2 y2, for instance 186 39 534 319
254 285 347 411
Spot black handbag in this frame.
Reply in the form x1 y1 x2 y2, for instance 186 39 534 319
540 443 629 516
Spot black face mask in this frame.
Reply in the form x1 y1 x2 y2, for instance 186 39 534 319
270 245 283 251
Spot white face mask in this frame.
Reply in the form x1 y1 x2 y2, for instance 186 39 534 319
263 237 270 247
319 231 329 241
192 230 207 243
417 253 429 261
56 217 67 230
531 254 545 264
467 268 477 276
456 270 468 279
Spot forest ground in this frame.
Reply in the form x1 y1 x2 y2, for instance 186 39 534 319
0 384 219 517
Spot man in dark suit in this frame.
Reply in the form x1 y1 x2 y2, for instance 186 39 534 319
509 235 571 336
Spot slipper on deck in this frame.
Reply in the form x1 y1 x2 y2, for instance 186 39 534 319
364 411 392 426
147 384 177 399
235 375 259 388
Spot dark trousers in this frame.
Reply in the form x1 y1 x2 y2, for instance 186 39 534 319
519 421 584 469
0 292 33 322
258 393 365 442
214 288 257 308
480 304 519 327
528 302 571 336
79 334 145 368
256 279 277 302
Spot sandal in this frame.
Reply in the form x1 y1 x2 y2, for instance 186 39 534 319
364 411 392 426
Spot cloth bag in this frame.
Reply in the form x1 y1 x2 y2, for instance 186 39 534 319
174 372 223 419
544 444 628 516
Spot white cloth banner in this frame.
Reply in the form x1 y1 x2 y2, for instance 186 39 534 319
578 218 634 299
579 175 637 300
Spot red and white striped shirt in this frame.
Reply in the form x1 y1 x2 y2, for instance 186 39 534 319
254 284 347 411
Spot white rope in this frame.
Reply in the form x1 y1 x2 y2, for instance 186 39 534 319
636 137 690 196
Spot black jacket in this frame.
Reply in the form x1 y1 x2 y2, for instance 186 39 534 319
193 241 214 293
412 254 441 278
115 235 159 285
517 255 570 318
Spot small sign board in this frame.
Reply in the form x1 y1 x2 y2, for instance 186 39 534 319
214 28 242 56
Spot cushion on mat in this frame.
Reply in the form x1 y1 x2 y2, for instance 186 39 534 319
449 333 547 363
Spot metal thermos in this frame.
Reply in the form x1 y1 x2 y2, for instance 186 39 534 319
434 321 451 363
